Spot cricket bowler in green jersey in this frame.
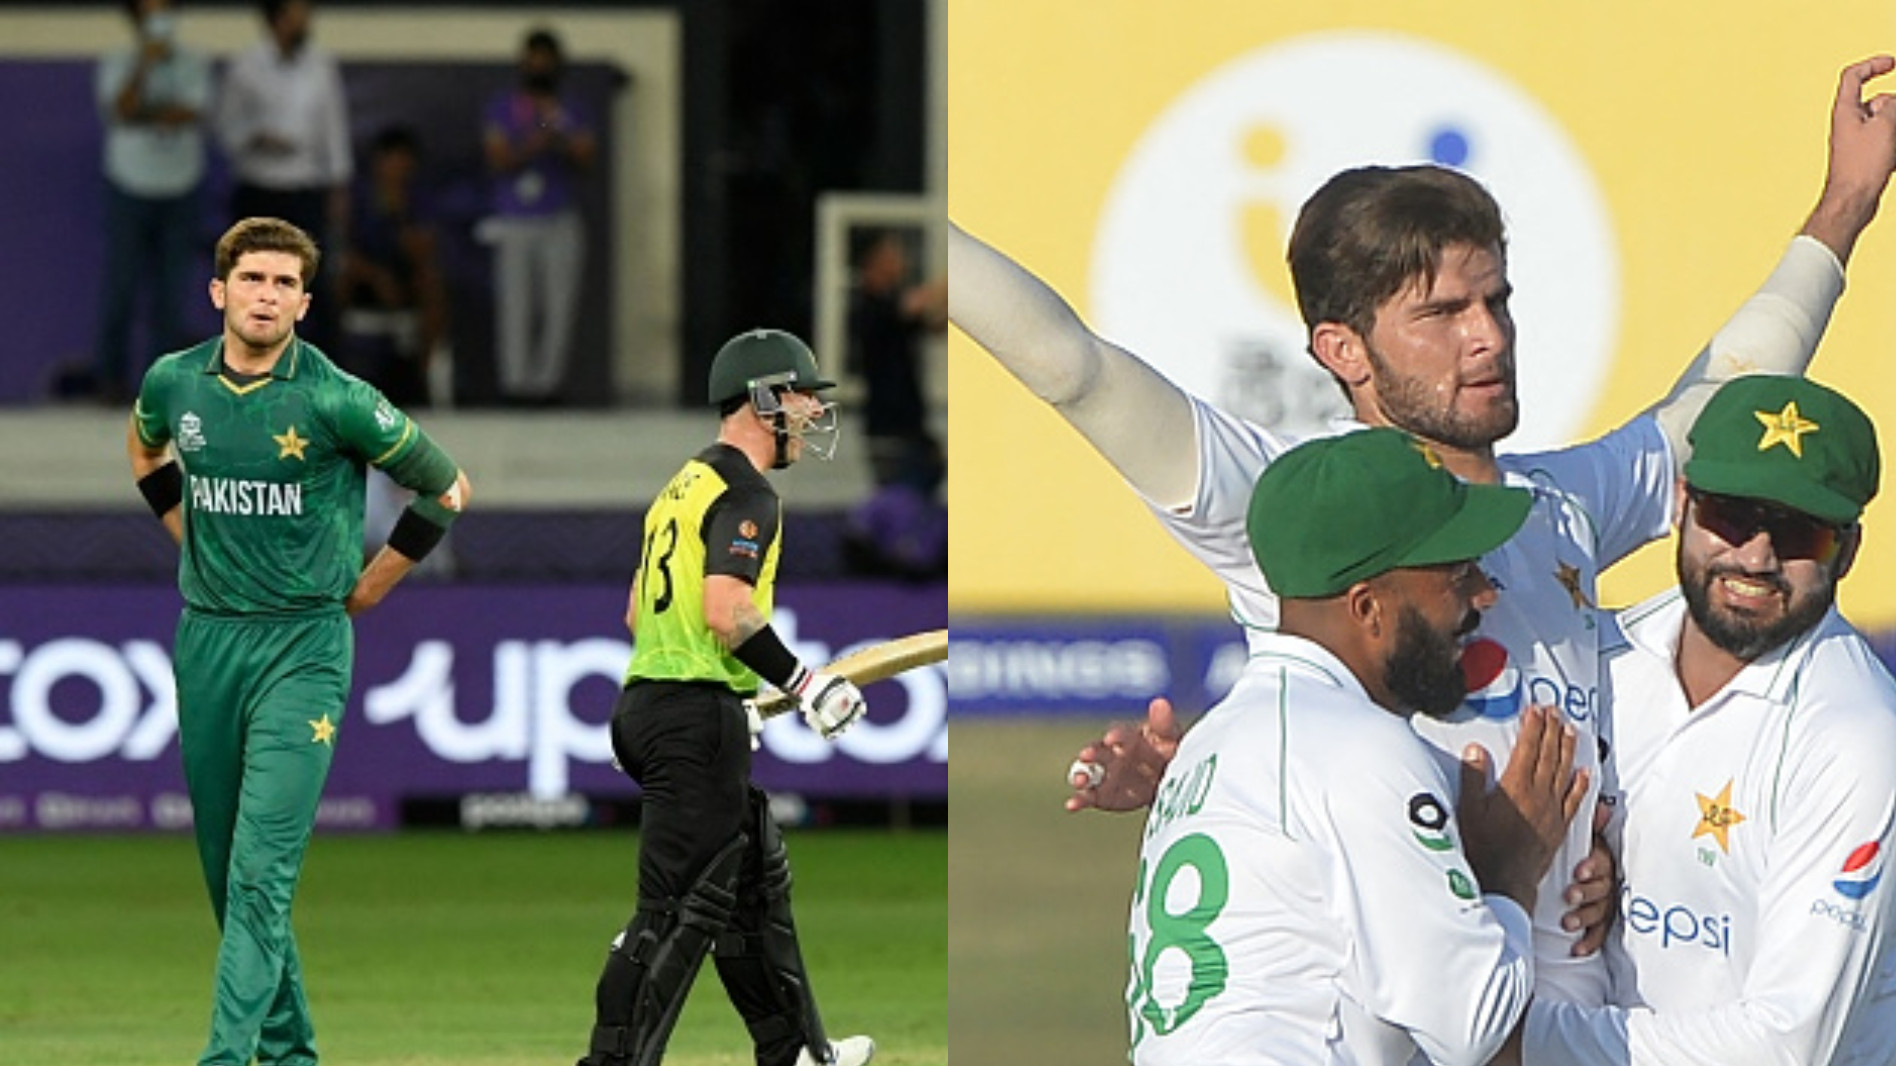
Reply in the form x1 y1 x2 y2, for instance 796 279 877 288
126 217 470 1066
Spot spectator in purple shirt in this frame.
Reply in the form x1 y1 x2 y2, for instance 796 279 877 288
478 26 595 407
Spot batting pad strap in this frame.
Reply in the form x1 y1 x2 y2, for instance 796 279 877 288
137 461 184 518
733 626 805 691
387 506 448 562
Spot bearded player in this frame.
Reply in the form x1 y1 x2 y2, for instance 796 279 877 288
952 56 1896 1009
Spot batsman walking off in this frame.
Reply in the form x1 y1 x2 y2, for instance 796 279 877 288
577 329 873 1066
127 217 471 1066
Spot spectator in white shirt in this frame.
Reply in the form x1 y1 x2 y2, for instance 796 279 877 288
214 0 351 353
94 0 210 404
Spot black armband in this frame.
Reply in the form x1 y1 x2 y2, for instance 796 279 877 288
387 506 449 561
137 462 184 518
732 625 807 691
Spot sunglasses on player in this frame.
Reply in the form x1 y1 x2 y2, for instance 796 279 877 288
1686 488 1847 564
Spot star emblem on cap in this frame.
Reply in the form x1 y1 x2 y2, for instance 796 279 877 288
1754 401 1819 458
1693 779 1746 853
274 425 309 461
309 713 336 746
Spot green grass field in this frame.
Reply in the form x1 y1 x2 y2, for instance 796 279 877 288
949 718 1146 1066
0 829 944 1066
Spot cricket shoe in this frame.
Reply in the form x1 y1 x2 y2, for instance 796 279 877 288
796 1034 875 1066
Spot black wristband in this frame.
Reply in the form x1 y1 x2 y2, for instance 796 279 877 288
387 506 448 561
732 625 805 691
137 462 184 518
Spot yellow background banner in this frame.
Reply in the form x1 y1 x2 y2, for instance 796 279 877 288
949 1 1896 625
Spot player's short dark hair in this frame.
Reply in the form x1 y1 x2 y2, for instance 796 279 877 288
1288 165 1507 347
260 0 296 24
215 217 321 286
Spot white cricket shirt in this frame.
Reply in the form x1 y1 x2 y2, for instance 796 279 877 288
1525 593 1896 1065
215 38 352 189
1128 633 1534 1066
1146 396 1676 1003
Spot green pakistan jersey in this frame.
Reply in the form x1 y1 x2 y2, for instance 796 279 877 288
133 337 447 616
625 443 783 694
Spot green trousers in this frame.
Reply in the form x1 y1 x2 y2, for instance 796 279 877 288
174 609 351 1066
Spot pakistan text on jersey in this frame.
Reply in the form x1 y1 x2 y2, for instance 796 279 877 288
190 476 305 516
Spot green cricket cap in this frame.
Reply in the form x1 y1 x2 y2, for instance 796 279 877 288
1248 428 1532 598
1684 375 1879 525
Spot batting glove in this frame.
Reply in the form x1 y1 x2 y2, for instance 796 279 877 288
742 699 765 751
792 670 866 739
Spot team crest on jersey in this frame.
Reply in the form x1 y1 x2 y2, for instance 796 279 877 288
1834 842 1883 900
1692 779 1746 854
739 519 759 539
273 425 308 461
1459 638 1522 720
1446 868 1477 901
1408 792 1453 852
177 412 206 452
374 398 399 432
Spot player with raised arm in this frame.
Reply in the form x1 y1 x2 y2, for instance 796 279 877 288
952 56 1896 1007
575 329 873 1066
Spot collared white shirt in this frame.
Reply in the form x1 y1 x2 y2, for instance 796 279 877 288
214 38 351 189
1145 396 1675 1003
1129 632 1535 1066
96 43 211 197
1526 592 1896 1065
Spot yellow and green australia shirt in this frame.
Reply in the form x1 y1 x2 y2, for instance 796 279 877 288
625 443 784 694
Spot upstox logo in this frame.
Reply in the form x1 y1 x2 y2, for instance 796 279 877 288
1089 31 1616 450
1621 883 1733 957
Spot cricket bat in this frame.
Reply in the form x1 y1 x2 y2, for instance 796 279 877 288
755 628 948 719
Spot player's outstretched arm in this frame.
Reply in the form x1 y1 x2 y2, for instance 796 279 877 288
949 222 1201 508
1064 697 1183 813
1648 55 1896 461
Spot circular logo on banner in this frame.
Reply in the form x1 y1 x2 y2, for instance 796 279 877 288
1091 31 1618 450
